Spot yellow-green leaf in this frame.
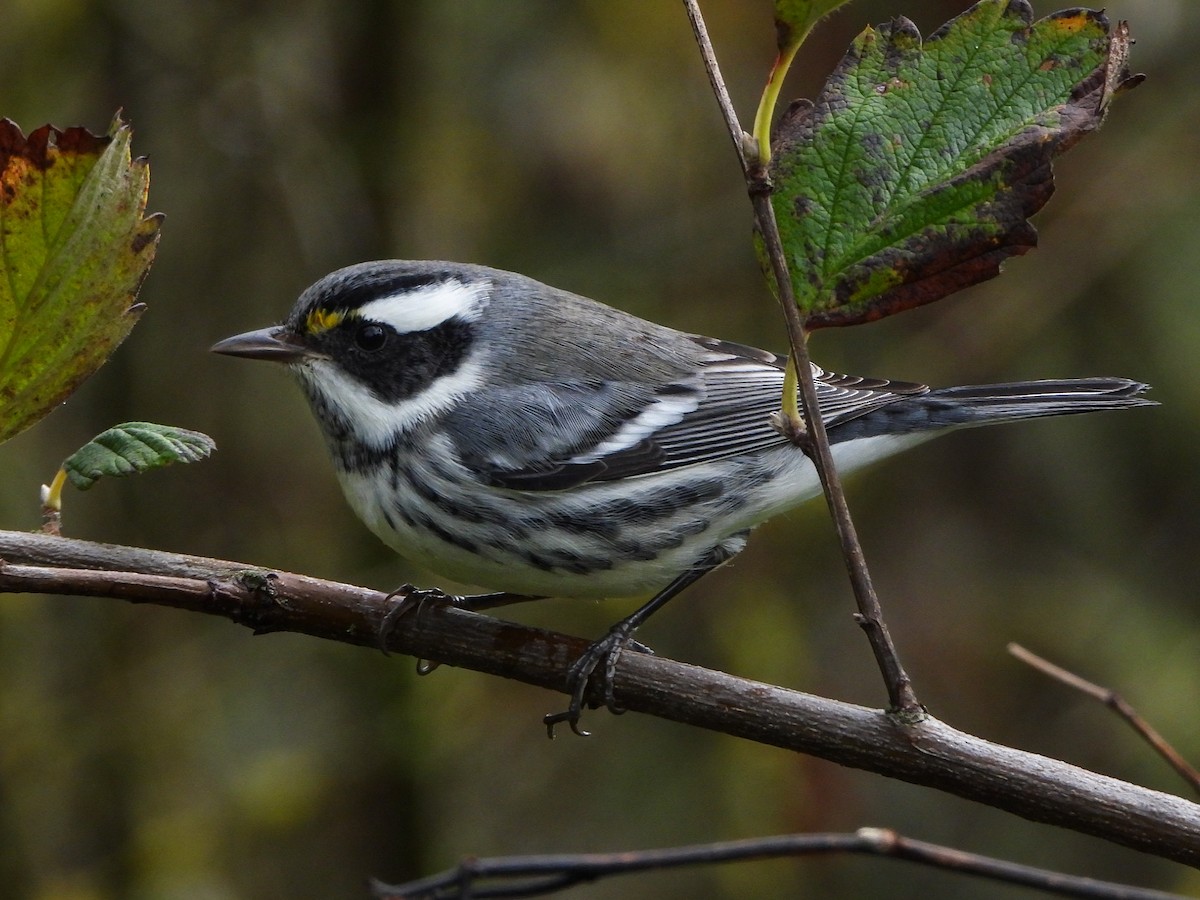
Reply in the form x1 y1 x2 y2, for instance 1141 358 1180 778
0 115 163 444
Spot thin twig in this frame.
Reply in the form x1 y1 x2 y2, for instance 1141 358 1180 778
681 0 921 715
1009 643 1200 795
681 2 748 170
752 191 920 715
370 827 1189 900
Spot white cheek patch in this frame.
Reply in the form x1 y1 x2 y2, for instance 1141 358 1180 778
356 279 490 334
296 355 487 446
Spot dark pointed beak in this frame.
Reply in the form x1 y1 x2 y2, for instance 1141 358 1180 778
210 326 317 363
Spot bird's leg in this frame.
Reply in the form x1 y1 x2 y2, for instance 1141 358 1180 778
544 544 734 738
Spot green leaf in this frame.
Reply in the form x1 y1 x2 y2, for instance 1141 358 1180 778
767 0 1140 328
62 422 215 490
774 0 853 51
0 114 163 443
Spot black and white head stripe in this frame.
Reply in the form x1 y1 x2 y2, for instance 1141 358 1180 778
288 271 493 442
294 264 491 320
350 278 490 333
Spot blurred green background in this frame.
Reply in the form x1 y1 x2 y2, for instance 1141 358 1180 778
1 1 1197 897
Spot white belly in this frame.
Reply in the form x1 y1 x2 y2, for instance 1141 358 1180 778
335 431 926 599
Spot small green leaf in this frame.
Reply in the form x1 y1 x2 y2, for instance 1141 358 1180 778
0 114 163 444
63 422 216 490
767 0 1140 328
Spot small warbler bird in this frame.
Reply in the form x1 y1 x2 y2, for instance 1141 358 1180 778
212 260 1153 732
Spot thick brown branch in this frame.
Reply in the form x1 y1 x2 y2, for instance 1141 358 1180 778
1 530 1198 867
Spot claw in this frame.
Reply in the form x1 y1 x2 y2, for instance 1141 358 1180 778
603 642 627 714
626 639 655 657
543 625 653 738
539 546 733 737
544 709 590 739
377 584 454 655
379 589 539 669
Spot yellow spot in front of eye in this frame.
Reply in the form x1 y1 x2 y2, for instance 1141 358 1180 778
305 308 345 335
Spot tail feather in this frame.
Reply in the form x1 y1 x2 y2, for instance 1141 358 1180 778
832 377 1155 440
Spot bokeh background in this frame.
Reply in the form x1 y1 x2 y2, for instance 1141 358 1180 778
1 1 1197 897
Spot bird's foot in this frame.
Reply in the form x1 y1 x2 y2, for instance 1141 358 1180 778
377 584 460 672
378 587 537 673
543 627 655 738
378 584 454 649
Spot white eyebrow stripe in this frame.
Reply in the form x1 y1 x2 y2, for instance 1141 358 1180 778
356 280 490 333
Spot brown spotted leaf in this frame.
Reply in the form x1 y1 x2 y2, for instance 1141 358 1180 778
767 0 1140 328
0 114 162 443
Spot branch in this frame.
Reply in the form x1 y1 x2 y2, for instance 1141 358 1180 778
1 530 1198 867
681 0 921 715
371 828 1189 900
1010 643 1200 796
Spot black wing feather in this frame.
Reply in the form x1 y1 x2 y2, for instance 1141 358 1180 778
444 336 927 491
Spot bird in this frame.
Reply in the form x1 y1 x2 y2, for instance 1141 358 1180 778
211 259 1154 733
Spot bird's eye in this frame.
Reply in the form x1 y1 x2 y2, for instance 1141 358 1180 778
355 323 387 351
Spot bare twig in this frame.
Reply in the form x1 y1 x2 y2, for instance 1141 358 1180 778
1010 643 1200 796
752 190 920 716
681 0 921 715
1 530 1199 866
681 1 748 170
371 827 1188 900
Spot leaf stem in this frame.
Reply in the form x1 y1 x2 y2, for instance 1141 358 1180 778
752 23 807 469
41 468 68 512
780 356 804 437
39 467 68 536
752 33 806 166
